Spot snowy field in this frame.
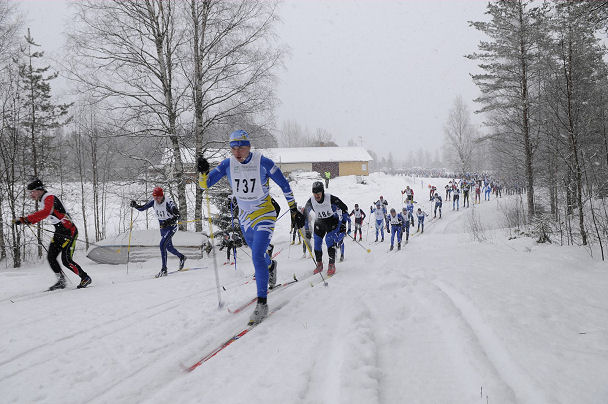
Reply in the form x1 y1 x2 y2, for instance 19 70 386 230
2 173 608 403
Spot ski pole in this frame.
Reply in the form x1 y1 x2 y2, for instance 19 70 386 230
178 218 205 224
200 172 223 308
346 232 371 253
277 209 290 222
238 246 251 258
32 226 107 248
230 197 237 271
126 207 133 274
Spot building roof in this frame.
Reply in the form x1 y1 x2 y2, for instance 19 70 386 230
161 146 373 167
262 147 373 163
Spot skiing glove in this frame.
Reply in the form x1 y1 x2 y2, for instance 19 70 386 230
130 200 141 208
291 207 306 228
339 223 346 233
197 155 210 174
13 217 29 225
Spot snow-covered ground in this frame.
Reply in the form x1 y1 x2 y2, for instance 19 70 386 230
2 173 608 403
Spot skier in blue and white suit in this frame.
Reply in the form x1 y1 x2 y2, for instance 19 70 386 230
131 186 186 278
386 208 404 250
370 201 386 242
302 181 348 276
401 206 413 243
197 130 304 325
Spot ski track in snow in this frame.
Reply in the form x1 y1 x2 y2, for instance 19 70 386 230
3 174 608 403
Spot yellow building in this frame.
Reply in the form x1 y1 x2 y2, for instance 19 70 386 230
262 147 372 178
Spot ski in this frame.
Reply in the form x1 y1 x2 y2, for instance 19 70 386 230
227 274 299 314
167 266 207 275
186 302 287 372
4 285 93 304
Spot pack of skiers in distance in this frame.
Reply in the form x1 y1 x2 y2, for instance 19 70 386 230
436 176 504 211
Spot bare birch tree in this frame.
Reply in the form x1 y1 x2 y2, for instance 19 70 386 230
186 0 282 231
444 96 476 174
66 0 190 229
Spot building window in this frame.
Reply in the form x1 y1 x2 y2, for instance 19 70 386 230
362 163 367 171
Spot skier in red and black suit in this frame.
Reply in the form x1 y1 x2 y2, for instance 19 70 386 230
14 179 92 290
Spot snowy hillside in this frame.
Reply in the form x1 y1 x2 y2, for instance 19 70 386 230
2 173 608 403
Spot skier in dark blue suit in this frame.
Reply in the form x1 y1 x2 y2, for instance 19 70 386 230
131 186 185 278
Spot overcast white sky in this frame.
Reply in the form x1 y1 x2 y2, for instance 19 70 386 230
18 0 488 160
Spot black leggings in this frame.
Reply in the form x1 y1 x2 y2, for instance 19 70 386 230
48 229 87 278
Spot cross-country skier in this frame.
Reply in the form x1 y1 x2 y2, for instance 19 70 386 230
290 212 301 245
475 181 481 204
335 208 351 262
483 182 492 201
302 181 348 276
375 196 388 215
401 207 413 243
445 183 452 201
131 186 186 278
432 193 442 218
462 181 470 208
405 200 415 227
452 185 460 211
14 179 92 290
402 186 414 203
416 208 427 233
386 208 404 250
349 203 366 241
370 201 386 242
197 130 305 325
219 231 242 265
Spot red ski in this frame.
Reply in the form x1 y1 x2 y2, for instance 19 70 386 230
186 304 285 372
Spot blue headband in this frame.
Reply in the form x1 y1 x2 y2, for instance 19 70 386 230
229 139 251 148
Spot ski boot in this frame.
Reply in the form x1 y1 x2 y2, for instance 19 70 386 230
77 275 92 289
381 237 384 242
327 263 336 276
267 243 274 258
179 255 187 270
359 236 362 241
49 274 66 291
313 261 323 274
398 242 401 251
390 245 394 251
155 268 168 278
339 254 344 262
375 236 378 242
248 302 268 325
268 260 278 289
